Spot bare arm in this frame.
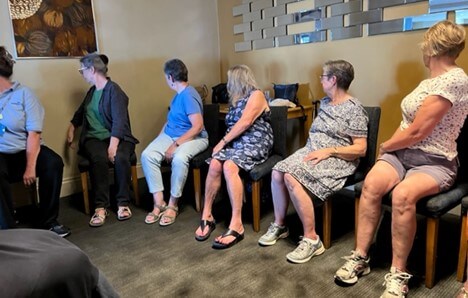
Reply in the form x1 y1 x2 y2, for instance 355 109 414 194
213 90 268 154
380 95 452 153
165 113 204 161
304 136 367 164
24 131 41 186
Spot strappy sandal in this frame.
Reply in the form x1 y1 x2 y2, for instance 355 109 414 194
144 204 167 224
459 287 468 298
117 206 132 221
89 208 108 227
212 229 244 249
195 219 216 241
159 206 178 226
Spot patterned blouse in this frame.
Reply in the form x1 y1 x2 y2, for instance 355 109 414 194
401 67 468 160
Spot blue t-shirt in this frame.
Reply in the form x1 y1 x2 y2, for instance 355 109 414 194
164 86 207 138
0 82 44 154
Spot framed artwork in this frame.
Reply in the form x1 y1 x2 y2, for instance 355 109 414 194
9 0 98 58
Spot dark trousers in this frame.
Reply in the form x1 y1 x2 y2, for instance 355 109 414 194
83 138 135 209
0 146 64 229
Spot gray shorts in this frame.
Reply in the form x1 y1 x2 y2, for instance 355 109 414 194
378 148 458 191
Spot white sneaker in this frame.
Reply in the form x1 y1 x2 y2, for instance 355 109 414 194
380 267 412 298
334 250 371 285
286 237 325 264
258 222 289 246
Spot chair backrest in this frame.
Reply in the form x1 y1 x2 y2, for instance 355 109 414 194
355 106 381 177
269 106 288 158
456 117 468 182
202 104 220 147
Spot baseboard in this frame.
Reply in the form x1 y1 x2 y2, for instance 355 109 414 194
60 163 145 198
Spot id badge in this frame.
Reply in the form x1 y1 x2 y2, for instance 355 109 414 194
0 123 6 136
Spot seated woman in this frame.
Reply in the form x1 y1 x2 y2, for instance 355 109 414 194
194 65 273 249
141 59 208 226
67 53 139 227
258 60 368 264
335 20 468 298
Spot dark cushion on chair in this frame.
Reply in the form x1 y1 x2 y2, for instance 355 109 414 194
355 181 468 218
190 148 213 168
248 155 284 181
460 195 468 213
78 151 137 173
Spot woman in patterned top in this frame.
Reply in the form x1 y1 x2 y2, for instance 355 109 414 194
335 20 468 298
195 65 273 249
258 60 368 263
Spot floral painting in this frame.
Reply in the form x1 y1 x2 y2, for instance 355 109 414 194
10 0 98 58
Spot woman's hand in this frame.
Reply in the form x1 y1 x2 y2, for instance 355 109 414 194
67 124 75 149
212 141 225 156
165 142 177 162
107 137 120 163
303 148 333 165
23 167 36 186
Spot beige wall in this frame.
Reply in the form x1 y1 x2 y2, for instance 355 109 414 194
217 1 468 147
0 0 220 196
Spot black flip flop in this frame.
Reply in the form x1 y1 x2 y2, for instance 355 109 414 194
195 220 216 241
212 229 244 249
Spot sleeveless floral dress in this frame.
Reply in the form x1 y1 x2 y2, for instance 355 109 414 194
212 94 273 171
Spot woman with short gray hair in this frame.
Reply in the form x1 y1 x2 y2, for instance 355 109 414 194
67 52 139 227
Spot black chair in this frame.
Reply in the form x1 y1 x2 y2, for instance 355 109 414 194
247 106 288 232
317 106 381 249
78 152 140 215
457 195 468 282
190 104 220 212
355 118 468 288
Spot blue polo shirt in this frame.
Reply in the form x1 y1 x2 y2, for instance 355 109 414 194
0 82 44 154
164 86 207 138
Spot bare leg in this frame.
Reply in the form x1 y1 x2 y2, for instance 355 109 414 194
356 161 400 257
144 191 166 222
284 173 318 240
390 173 440 271
214 160 244 245
271 170 289 226
195 159 223 237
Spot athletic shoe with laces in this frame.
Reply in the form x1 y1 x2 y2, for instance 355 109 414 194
49 224 71 238
286 236 325 264
380 267 412 298
258 222 289 246
334 250 371 285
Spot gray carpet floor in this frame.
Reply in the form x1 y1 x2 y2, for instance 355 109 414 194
55 183 463 298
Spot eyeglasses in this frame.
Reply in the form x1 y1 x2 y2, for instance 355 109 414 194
78 67 89 74
319 74 332 80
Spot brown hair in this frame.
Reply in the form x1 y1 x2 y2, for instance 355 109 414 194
420 20 466 58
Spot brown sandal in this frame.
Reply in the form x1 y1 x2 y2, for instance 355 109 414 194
159 206 178 226
117 206 132 221
144 205 167 224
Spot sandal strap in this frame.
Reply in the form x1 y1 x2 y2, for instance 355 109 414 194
154 204 167 213
200 219 215 230
165 205 179 213
221 228 242 239
118 206 132 216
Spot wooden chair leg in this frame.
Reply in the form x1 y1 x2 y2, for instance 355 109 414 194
457 213 467 282
323 198 332 249
355 197 360 246
193 168 202 212
426 217 439 289
252 180 261 232
130 165 140 206
81 172 90 215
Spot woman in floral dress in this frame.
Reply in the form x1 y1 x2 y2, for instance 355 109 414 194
195 65 273 249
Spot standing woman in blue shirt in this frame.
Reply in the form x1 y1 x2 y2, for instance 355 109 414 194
0 46 69 237
141 59 208 226
67 53 139 227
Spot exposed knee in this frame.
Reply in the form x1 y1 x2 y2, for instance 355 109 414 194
207 160 222 177
392 186 416 215
223 161 239 180
284 173 299 192
271 170 284 186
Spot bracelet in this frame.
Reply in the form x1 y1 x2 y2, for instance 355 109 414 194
222 137 227 144
174 141 179 147
333 147 338 156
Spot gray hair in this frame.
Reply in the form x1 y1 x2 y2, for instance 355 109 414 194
80 52 108 75
227 64 259 103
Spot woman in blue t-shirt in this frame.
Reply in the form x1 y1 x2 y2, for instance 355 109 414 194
141 59 208 226
68 53 139 227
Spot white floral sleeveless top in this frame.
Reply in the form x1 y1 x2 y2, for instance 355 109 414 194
400 67 468 160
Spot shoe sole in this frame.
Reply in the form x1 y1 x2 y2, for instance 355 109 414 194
258 231 289 246
286 244 326 264
334 266 371 285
